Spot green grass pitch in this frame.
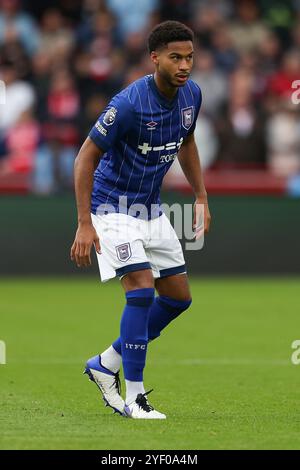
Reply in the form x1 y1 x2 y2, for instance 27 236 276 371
1 277 300 450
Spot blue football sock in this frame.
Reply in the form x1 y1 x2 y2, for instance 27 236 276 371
120 288 155 382
112 338 122 355
112 295 191 355
147 295 192 341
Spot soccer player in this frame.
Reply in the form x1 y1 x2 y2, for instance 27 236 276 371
71 21 211 419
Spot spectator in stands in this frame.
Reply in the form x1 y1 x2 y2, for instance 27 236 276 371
0 35 32 80
0 109 40 176
0 0 40 56
76 8 121 101
215 67 267 165
0 59 35 135
167 112 218 185
267 49 300 101
266 99 300 177
211 23 239 73
257 31 282 77
229 0 270 54
192 2 224 49
34 68 80 194
292 20 300 49
79 92 108 143
106 0 158 39
77 5 119 51
261 0 294 48
192 49 228 118
31 50 52 123
124 30 149 67
39 8 74 65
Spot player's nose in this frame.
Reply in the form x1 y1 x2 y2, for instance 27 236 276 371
178 60 190 72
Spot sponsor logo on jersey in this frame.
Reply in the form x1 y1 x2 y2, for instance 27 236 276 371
103 107 117 126
159 153 178 163
95 121 107 136
181 106 194 130
138 137 183 155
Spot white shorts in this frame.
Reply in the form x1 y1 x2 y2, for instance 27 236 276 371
91 212 186 282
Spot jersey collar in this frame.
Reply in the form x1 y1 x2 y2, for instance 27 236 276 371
149 75 179 110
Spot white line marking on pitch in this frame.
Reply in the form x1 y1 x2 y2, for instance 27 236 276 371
6 357 291 366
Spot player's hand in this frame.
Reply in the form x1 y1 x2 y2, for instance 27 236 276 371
193 197 211 240
70 223 101 267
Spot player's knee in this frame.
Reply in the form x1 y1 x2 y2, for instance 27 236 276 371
122 269 154 291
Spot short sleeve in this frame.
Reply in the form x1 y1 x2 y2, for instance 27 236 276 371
187 84 202 135
89 94 134 151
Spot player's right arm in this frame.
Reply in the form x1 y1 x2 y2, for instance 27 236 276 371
71 93 134 267
70 137 103 268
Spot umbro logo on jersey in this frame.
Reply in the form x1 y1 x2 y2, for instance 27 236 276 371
146 121 158 130
138 138 183 155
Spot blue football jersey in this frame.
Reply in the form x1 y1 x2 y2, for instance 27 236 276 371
89 74 202 219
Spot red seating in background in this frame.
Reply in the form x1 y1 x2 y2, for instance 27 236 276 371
0 172 31 194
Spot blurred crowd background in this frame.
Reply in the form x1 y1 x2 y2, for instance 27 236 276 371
0 0 300 197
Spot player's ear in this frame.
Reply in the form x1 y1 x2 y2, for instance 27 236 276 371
150 51 159 66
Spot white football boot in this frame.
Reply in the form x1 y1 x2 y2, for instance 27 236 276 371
84 355 125 415
124 389 166 419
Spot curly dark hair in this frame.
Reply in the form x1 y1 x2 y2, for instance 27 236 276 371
148 21 194 53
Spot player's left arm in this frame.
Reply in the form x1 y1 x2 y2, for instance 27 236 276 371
178 132 211 235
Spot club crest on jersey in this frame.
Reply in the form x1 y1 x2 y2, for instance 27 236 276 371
181 106 194 130
103 107 117 126
116 243 132 262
